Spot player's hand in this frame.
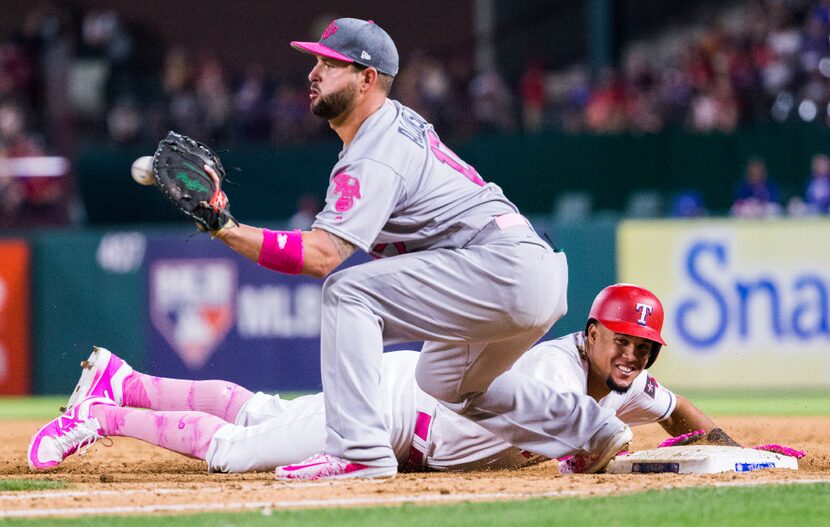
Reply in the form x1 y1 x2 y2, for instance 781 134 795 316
754 444 806 458
658 429 705 448
152 131 236 233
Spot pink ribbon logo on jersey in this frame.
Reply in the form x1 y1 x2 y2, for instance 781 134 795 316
322 21 339 40
332 172 361 212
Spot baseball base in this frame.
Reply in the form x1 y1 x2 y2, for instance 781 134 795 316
606 445 799 474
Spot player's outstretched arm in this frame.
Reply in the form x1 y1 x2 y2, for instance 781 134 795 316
201 165 356 278
660 395 740 447
214 225 355 278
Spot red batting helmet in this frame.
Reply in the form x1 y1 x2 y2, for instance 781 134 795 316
585 283 667 368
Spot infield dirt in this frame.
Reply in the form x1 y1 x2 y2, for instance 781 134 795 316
2 416 828 516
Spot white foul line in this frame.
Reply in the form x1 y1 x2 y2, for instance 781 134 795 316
2 477 829 519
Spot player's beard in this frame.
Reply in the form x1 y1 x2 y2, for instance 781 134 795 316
311 83 357 120
606 377 632 394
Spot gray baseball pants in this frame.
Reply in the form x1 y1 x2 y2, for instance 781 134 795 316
320 224 621 466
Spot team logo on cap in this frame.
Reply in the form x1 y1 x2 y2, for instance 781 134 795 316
332 172 362 212
635 302 654 326
322 21 339 40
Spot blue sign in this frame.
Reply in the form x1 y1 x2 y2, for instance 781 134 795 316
145 234 327 391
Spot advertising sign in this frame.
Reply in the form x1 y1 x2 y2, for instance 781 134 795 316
618 219 830 388
146 236 326 391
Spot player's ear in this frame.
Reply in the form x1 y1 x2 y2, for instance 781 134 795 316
586 321 599 344
361 67 378 92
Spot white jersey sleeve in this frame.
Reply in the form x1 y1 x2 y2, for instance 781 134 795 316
608 372 677 426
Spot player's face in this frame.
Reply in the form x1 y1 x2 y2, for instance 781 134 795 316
307 56 359 120
587 323 653 394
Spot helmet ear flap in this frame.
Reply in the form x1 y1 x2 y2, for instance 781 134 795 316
646 343 662 369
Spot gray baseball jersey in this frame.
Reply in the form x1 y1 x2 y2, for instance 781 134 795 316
312 99 518 256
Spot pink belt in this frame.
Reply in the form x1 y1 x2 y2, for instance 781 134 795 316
401 411 432 471
494 213 530 230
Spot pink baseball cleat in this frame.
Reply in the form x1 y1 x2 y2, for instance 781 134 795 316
274 453 397 481
27 396 115 471
560 424 633 474
65 346 133 410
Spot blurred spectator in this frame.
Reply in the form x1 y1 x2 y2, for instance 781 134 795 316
288 193 321 231
585 69 626 132
469 68 516 134
194 53 231 141
519 58 546 133
669 190 709 218
0 146 24 226
107 96 142 144
0 100 68 226
232 64 271 142
731 157 782 217
805 152 830 213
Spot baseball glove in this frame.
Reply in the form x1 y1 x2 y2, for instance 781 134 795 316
152 131 236 232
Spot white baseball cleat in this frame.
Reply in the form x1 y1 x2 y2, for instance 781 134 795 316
274 453 397 481
560 424 634 474
27 396 115 471
65 346 133 410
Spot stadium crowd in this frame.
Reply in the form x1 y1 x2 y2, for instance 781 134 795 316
3 0 830 226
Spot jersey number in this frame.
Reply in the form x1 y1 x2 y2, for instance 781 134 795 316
427 131 485 187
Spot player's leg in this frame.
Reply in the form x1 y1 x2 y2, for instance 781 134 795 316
31 392 328 472
208 393 327 472
91 405 228 461
66 346 254 422
100 393 329 471
318 269 396 469
122 373 254 423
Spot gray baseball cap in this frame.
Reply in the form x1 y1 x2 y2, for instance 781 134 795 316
291 18 399 77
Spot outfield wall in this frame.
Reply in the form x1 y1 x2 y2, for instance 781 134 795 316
2 217 829 394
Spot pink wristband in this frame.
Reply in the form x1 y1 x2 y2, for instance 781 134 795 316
258 229 304 274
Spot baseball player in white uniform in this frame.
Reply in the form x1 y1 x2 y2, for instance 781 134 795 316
26 18 634 479
28 284 741 474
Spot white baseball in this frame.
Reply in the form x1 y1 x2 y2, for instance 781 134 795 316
131 155 155 186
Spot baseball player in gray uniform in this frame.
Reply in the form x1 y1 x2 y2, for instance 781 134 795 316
208 17 632 480
30 284 752 474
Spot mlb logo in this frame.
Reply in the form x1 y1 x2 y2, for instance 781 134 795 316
150 259 237 369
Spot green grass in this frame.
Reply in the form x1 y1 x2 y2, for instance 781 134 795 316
5 389 829 421
0 397 66 420
0 479 66 492
0 483 827 526
677 388 830 416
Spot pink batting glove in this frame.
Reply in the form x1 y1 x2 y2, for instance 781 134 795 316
754 444 806 458
658 429 706 448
